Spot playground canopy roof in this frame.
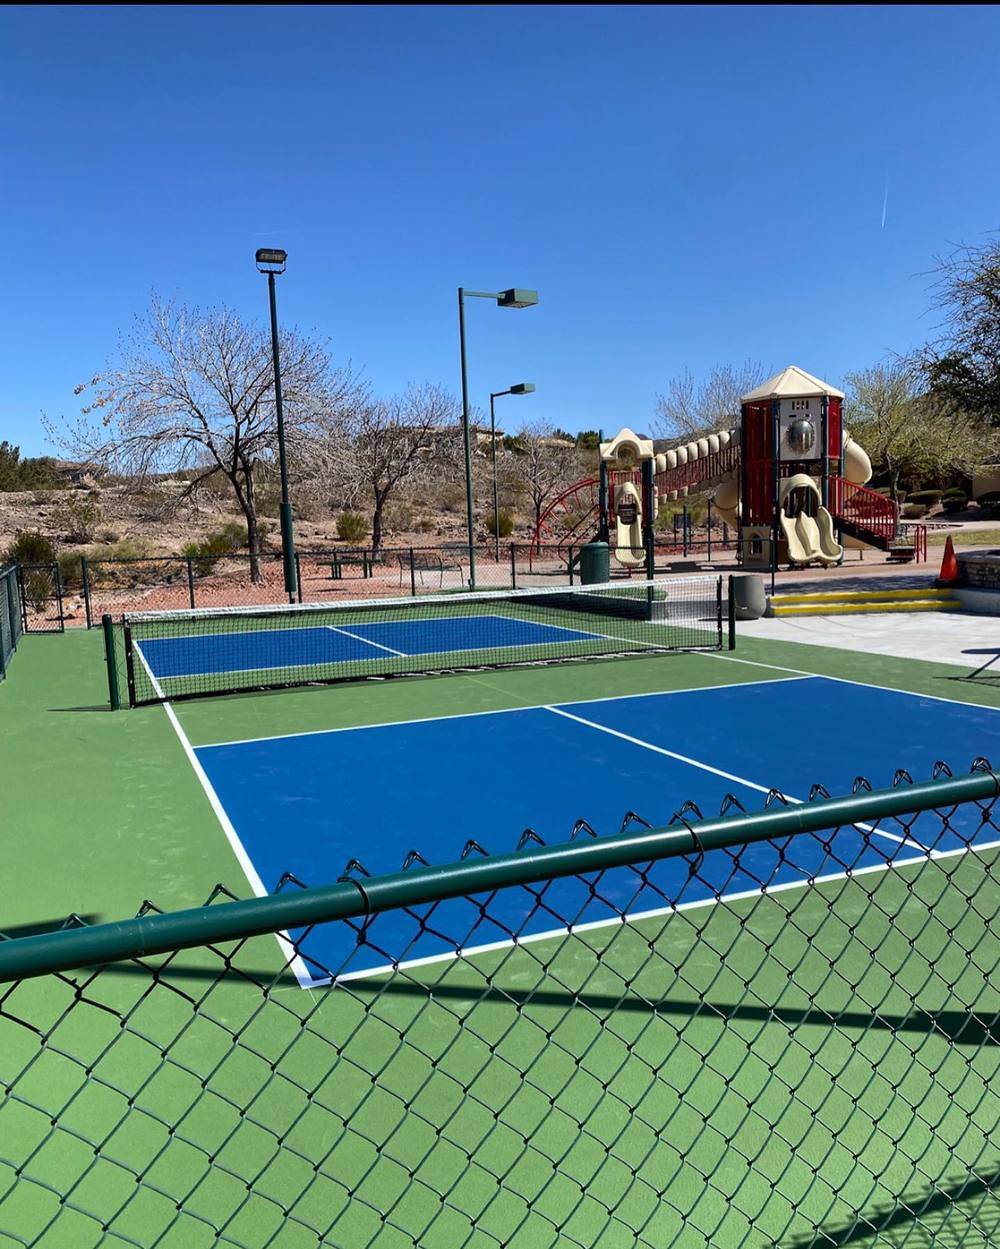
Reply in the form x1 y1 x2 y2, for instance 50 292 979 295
741 366 845 403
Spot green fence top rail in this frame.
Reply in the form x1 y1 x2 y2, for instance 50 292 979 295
1 766 997 984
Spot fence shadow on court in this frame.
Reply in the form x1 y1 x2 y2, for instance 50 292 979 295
346 977 1000 1047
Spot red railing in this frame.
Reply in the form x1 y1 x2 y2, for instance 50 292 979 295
830 478 898 548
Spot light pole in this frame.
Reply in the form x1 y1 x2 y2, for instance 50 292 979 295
489 383 535 560
256 247 297 600
458 287 538 589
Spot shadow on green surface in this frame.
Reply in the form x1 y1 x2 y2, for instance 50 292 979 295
780 1161 1000 1247
0 913 102 939
350 979 1000 1046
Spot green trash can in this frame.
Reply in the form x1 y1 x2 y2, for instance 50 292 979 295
579 541 610 585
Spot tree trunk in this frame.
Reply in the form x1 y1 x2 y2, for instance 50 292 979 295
371 498 384 555
231 466 263 583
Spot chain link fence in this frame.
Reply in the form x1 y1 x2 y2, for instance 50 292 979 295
0 564 23 678
1 766 998 1247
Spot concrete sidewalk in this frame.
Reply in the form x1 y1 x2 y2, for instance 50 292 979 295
736 610 1000 670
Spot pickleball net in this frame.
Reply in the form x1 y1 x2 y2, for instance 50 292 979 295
113 575 725 705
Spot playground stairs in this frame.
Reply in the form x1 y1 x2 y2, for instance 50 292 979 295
768 586 962 617
835 516 892 551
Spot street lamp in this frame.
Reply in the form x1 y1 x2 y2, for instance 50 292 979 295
458 287 538 589
255 247 297 600
489 382 535 559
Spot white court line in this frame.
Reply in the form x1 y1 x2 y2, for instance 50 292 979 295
194 674 814 751
705 649 1000 717
543 704 923 851
325 625 407 657
133 642 315 990
309 834 1000 988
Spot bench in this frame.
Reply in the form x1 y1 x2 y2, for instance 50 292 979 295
400 548 465 588
329 549 389 580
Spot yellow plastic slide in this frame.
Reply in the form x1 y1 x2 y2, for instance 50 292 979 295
613 482 646 569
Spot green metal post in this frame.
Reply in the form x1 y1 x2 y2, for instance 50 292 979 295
102 614 121 711
267 270 298 600
81 557 92 629
490 391 501 561
458 288 478 591
727 575 737 650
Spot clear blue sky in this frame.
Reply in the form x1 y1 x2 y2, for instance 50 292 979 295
4 4 1000 454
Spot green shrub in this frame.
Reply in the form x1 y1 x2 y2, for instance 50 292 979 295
942 486 968 499
182 523 249 576
51 492 102 543
902 503 928 519
4 531 56 566
976 491 1000 517
487 509 515 539
337 512 369 543
386 502 415 532
940 492 968 514
906 489 943 506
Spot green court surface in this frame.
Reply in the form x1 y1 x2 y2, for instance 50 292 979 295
2 627 999 1247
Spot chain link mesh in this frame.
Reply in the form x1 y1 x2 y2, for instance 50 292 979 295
1 775 998 1247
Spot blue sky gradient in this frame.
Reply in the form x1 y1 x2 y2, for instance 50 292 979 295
4 4 1000 453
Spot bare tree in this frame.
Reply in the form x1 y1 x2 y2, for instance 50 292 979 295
654 360 769 441
510 420 582 531
47 297 356 580
917 238 1000 422
845 360 1000 502
320 383 459 552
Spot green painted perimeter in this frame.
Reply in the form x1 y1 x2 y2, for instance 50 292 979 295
1 627 999 1247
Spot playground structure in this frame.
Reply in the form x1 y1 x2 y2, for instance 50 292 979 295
531 365 900 572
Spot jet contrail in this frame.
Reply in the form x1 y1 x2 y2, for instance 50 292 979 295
881 179 888 229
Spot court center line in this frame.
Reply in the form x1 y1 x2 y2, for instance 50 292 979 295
132 642 316 991
325 624 408 657
193 674 814 751
543 704 925 851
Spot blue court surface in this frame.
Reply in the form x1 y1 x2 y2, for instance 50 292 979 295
193 674 1000 983
139 614 600 678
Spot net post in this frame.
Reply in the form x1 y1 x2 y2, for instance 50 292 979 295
186 557 195 609
706 499 713 561
409 548 417 597
102 614 122 710
569 545 575 586
727 575 736 650
510 544 517 590
82 557 92 629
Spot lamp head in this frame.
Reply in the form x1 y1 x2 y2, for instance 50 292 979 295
497 288 538 309
255 248 288 274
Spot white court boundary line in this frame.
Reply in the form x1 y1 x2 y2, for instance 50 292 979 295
544 705 922 851
133 642 316 990
195 673 813 751
313 834 1000 989
704 648 1000 716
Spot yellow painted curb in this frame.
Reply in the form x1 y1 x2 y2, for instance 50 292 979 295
770 599 962 617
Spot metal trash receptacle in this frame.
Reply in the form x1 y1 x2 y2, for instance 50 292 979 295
731 573 767 620
579 541 610 585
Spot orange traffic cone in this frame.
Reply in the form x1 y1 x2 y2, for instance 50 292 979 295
938 535 959 583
